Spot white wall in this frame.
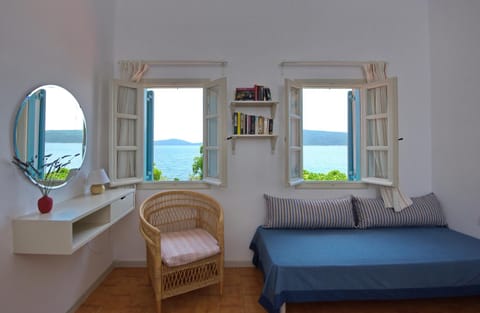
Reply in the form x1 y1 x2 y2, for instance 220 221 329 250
0 1 115 312
112 0 434 263
430 1 480 238
7 1 475 311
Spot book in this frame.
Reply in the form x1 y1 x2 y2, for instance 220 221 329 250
257 116 264 134
235 88 255 101
254 85 264 101
264 88 271 101
232 112 238 134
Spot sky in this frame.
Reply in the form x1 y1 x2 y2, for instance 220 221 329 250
302 88 349 133
151 87 349 143
44 85 85 131
152 88 203 143
44 86 349 140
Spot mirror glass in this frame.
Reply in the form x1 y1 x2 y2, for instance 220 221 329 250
13 85 86 189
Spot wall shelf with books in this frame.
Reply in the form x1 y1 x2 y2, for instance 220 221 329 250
230 99 278 154
230 101 277 120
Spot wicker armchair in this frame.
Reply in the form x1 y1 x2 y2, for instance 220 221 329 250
139 190 224 313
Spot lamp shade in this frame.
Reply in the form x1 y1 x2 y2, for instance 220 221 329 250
87 169 110 186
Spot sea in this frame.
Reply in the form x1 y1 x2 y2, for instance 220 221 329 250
45 143 348 180
45 143 84 168
153 144 348 180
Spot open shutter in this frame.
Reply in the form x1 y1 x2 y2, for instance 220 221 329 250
361 77 398 186
14 89 46 178
203 77 226 186
285 79 304 186
348 89 362 181
144 90 154 181
109 80 144 186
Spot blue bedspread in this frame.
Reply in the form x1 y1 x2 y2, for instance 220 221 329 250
249 227 480 313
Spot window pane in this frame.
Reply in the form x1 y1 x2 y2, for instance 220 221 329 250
207 118 217 146
366 86 387 115
289 150 301 178
117 151 136 178
117 86 137 115
367 150 388 178
290 87 301 115
366 118 388 146
206 149 218 178
289 117 300 146
207 86 218 115
117 118 136 146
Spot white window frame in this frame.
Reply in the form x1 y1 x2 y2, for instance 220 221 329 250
361 78 398 186
109 78 227 189
109 80 144 187
285 78 398 189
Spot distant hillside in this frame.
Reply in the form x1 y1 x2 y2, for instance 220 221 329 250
154 139 200 145
153 132 345 146
45 130 83 143
303 130 347 145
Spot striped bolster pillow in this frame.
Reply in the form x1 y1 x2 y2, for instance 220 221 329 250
263 194 355 229
354 192 447 229
161 228 220 267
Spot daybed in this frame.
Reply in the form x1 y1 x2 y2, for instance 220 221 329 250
250 193 480 313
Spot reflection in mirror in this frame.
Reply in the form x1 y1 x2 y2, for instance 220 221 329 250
14 85 86 190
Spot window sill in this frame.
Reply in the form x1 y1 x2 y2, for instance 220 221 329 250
137 181 211 190
295 181 369 190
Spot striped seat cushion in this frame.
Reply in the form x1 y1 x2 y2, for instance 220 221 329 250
263 194 355 229
354 193 447 229
161 228 220 267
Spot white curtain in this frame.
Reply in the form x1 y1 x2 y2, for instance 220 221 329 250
363 62 412 212
117 86 137 179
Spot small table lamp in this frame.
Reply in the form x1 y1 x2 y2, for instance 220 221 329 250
87 169 110 195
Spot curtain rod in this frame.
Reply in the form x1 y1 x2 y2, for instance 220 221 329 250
280 61 378 68
118 60 227 67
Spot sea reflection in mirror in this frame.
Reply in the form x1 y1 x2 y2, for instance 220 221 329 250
13 85 86 190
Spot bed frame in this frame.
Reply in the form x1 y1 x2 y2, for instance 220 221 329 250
250 226 480 313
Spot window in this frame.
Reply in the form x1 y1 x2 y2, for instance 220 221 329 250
109 78 227 187
286 78 398 188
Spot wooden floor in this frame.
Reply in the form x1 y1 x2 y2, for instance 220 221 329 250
76 267 480 313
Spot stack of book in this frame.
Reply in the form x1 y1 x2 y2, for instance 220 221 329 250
235 84 272 101
232 112 273 135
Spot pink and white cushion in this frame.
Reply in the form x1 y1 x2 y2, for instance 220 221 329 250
161 228 220 267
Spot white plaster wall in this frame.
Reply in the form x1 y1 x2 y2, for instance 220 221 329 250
0 1 115 312
429 1 480 238
111 0 433 263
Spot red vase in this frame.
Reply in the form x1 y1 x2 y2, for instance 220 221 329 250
38 195 53 214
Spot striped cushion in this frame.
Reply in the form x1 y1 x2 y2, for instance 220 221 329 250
161 228 220 267
354 193 447 229
263 194 355 229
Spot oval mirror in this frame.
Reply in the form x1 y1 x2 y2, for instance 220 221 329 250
13 85 86 190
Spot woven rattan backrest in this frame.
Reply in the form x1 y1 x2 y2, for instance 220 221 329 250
140 190 222 237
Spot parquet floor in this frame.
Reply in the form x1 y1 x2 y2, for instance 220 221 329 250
76 267 480 313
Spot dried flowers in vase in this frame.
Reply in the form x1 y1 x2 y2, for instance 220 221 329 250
12 153 80 196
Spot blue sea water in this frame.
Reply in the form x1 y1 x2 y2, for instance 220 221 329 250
45 143 348 180
45 143 84 169
154 145 202 180
154 144 348 180
303 145 348 174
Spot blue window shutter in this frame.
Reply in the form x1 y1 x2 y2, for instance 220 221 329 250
25 95 36 166
144 90 154 181
37 89 46 177
354 89 361 180
347 91 354 180
347 89 361 181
